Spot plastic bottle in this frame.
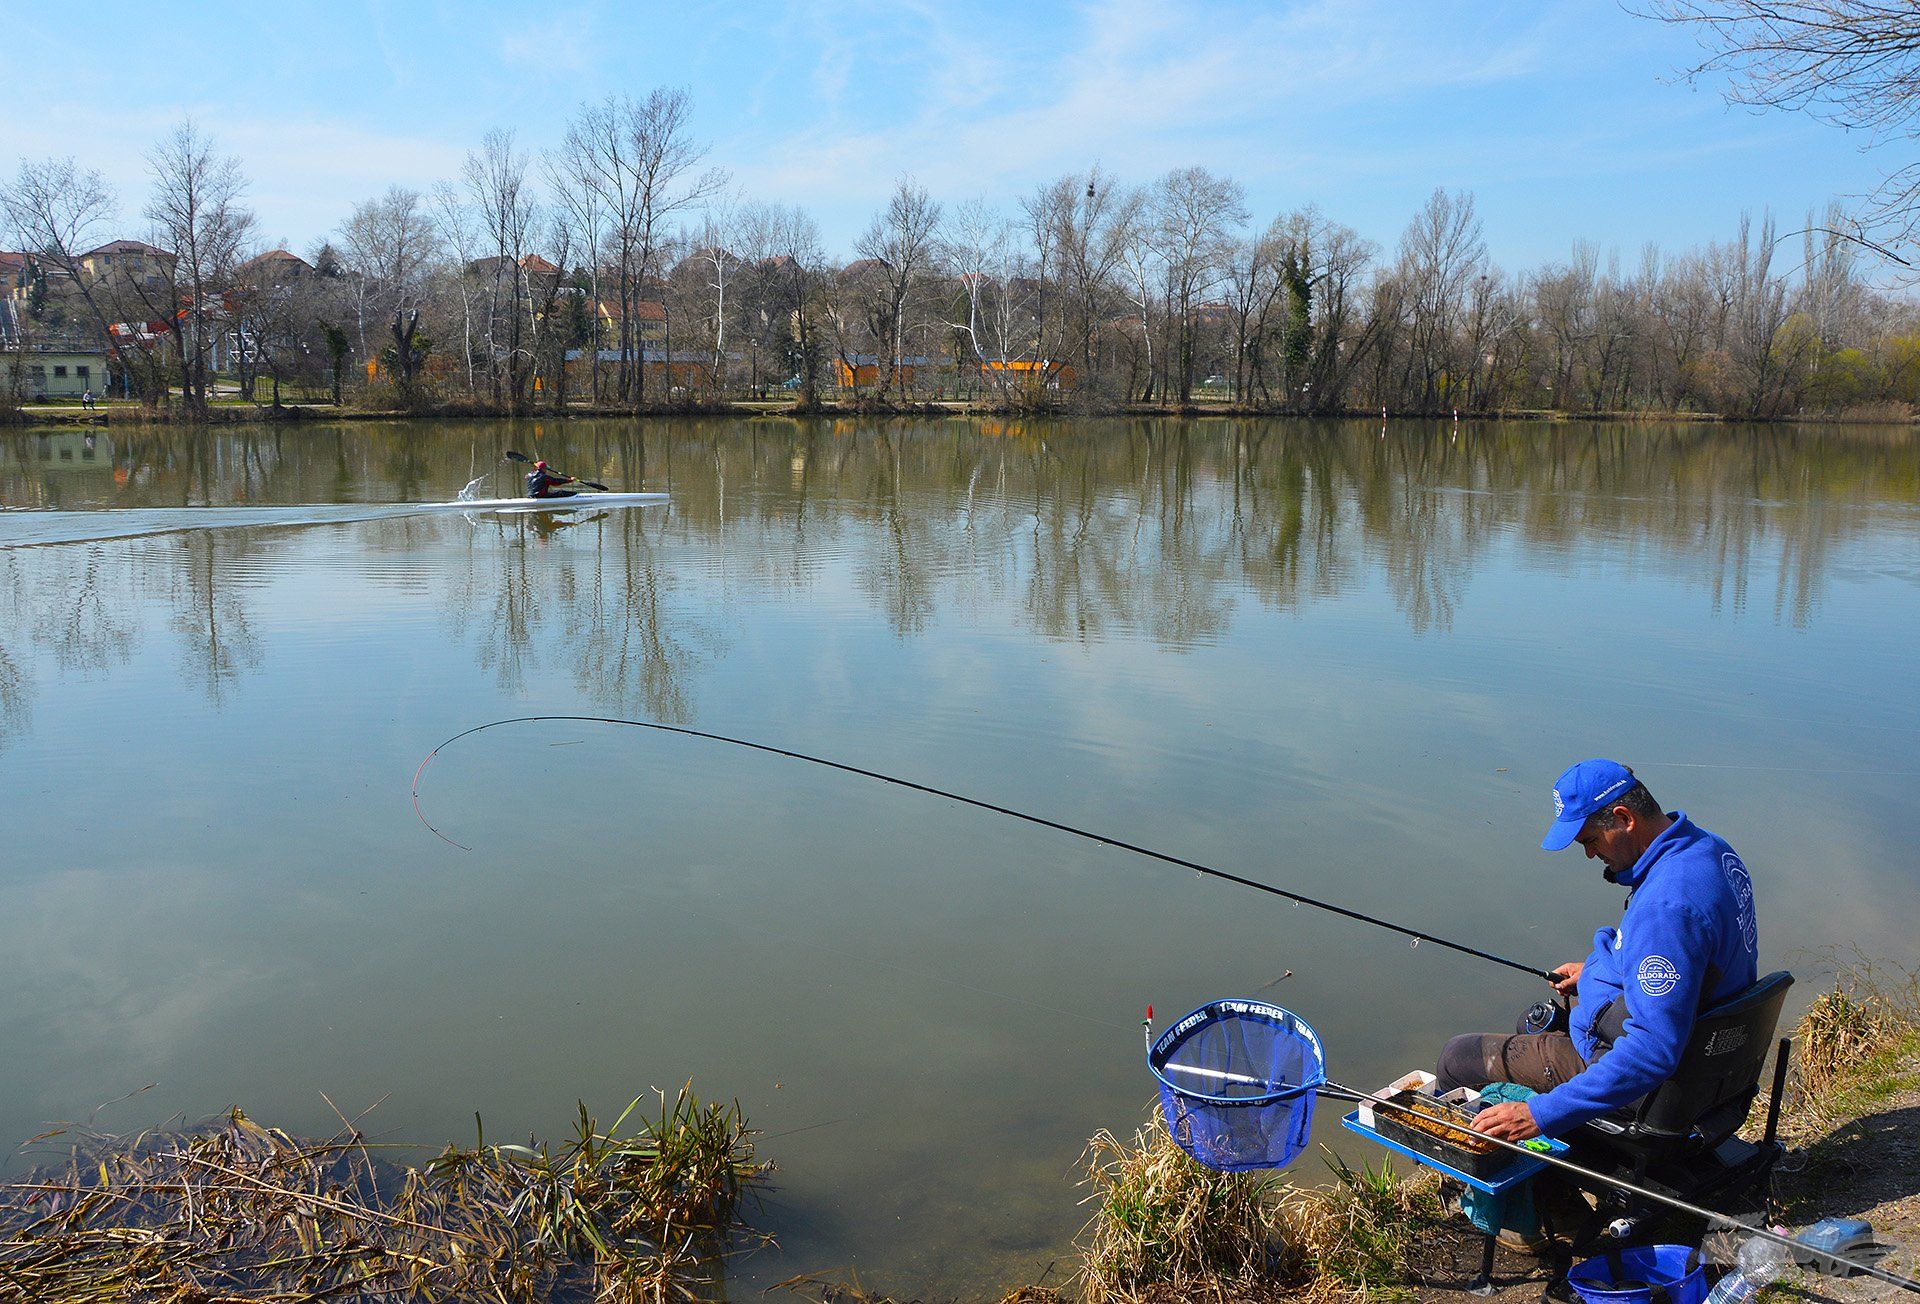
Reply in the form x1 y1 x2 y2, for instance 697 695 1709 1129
1704 1235 1792 1304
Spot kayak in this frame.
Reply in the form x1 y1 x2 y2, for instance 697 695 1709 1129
419 492 669 512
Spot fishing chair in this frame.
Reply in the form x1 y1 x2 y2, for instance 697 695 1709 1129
1539 970 1796 1294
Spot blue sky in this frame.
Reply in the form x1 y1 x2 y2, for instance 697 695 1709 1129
0 0 1890 269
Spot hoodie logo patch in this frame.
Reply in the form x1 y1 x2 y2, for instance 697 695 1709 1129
1722 853 1757 954
1639 955 1681 997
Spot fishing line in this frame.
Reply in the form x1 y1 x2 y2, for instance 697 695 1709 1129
411 715 1559 982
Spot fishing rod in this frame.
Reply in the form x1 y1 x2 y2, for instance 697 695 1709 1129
1144 1011 1918 1294
1330 1083 1920 1295
411 715 1561 983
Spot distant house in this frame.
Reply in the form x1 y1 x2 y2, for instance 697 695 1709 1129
467 253 564 289
1 345 109 398
0 251 29 303
237 249 314 285
980 359 1075 391
79 239 176 285
0 250 80 314
832 353 933 389
590 298 667 348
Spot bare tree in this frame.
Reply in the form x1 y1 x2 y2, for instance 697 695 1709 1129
562 89 725 407
1728 210 1805 414
464 129 536 408
432 181 484 397
545 147 609 402
691 194 740 388
1649 2 1920 256
1396 187 1487 411
1221 225 1285 402
143 121 256 414
1049 167 1132 391
0 158 149 398
766 205 828 408
854 179 942 404
1111 187 1162 402
942 199 1024 398
1151 167 1248 404
339 186 436 371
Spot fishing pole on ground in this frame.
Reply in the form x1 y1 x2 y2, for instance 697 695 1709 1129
410 714 1562 984
504 450 610 491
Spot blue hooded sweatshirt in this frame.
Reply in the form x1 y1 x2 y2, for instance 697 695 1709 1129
1526 812 1759 1137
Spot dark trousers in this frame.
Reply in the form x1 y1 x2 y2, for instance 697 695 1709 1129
1434 1030 1588 1096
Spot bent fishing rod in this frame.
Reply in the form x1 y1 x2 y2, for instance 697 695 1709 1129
412 715 1561 984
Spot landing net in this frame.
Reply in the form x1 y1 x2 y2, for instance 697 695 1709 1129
1148 999 1326 1172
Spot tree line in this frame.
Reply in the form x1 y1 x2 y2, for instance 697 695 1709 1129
5 100 1918 418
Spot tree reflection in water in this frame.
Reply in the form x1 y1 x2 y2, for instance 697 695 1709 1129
0 416 1914 727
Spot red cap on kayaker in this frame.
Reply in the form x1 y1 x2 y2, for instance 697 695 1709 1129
535 460 549 469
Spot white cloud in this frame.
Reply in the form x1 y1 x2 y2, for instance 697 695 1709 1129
728 0 1570 222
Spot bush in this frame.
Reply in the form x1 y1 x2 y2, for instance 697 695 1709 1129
1076 1114 1291 1300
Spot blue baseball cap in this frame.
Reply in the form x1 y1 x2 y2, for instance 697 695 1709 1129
1542 759 1638 851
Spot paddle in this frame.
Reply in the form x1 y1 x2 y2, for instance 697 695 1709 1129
504 449 611 492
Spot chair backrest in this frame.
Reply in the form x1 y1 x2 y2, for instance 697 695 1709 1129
1632 970 1793 1140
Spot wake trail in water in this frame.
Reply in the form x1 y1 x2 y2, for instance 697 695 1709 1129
0 503 439 550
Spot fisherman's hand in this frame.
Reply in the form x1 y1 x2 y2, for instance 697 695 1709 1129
1550 962 1583 994
1474 1101 1542 1141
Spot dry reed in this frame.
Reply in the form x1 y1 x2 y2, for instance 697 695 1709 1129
0 1086 768 1304
1073 1114 1291 1301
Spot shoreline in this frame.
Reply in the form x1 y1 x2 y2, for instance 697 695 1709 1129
5 972 1910 1302
5 400 1915 429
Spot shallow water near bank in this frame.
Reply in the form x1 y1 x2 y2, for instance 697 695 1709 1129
2 416 1917 1295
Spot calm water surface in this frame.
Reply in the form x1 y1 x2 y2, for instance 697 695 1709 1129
2 417 1917 1294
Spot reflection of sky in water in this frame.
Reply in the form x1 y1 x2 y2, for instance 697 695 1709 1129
1 418 1917 1295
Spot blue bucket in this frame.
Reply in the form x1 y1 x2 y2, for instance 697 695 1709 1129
1567 1244 1708 1304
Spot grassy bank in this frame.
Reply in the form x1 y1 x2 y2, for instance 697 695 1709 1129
1024 961 1920 1304
5 967 1913 1303
6 397 1918 428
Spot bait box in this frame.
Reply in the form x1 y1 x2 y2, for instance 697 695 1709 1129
1372 1089 1514 1181
1357 1071 1435 1128
1344 1073 1568 1190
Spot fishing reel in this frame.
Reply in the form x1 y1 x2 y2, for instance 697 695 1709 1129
1518 994 1571 1037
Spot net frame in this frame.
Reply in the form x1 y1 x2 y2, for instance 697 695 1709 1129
1147 999 1328 1172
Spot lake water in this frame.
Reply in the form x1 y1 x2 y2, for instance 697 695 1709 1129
2 416 1916 1294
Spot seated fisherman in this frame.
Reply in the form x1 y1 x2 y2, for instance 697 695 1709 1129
1436 759 1760 1141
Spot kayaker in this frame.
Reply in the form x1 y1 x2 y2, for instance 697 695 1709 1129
1434 759 1760 1141
525 460 579 499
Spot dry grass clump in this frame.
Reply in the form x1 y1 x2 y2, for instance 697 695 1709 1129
1072 1112 1448 1303
1074 1115 1292 1302
0 1087 768 1303
1796 987 1898 1098
1279 1156 1444 1300
1761 952 1920 1140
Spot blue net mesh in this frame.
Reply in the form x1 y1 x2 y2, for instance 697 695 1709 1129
1148 1000 1326 1172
